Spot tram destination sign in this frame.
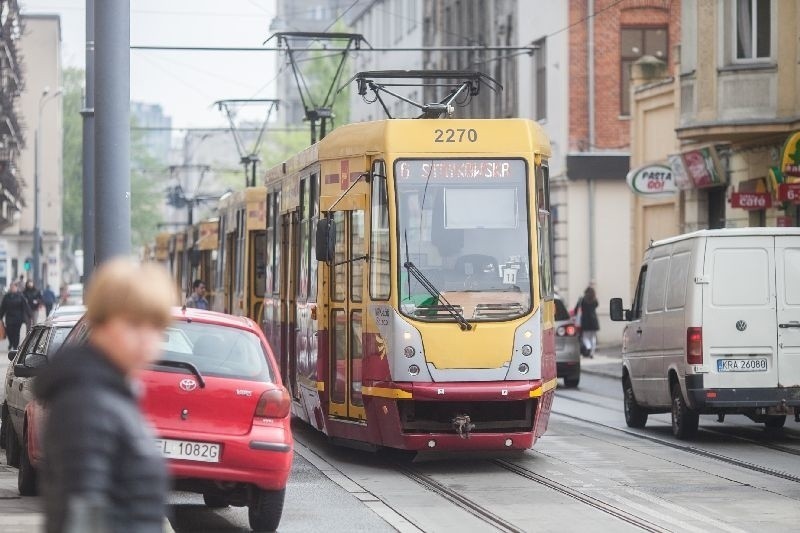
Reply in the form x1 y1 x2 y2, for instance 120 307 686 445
395 159 525 182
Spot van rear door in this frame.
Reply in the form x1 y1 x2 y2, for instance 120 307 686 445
775 237 800 388
702 237 778 389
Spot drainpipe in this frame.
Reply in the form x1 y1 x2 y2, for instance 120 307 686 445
587 0 596 283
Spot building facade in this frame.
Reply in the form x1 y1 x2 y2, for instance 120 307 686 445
131 101 172 164
0 14 62 291
0 0 24 250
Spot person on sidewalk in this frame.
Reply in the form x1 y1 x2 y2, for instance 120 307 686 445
35 259 177 533
185 279 209 310
23 280 42 327
0 283 32 351
42 285 57 316
574 286 600 358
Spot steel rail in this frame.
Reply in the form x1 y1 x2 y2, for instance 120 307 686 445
492 459 668 533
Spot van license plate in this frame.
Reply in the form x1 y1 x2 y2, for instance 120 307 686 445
155 438 221 462
717 358 767 372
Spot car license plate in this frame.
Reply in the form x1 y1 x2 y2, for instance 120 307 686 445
717 358 767 372
155 438 221 463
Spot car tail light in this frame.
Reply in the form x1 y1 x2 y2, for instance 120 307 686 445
687 327 703 365
255 387 290 419
556 324 577 337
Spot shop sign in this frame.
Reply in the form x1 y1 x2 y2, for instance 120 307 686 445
777 216 794 227
778 183 800 203
781 131 800 178
667 154 693 190
730 192 772 210
625 164 677 196
682 146 725 188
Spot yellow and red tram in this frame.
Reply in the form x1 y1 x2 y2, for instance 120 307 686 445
262 118 556 451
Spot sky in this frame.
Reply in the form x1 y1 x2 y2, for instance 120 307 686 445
22 0 281 127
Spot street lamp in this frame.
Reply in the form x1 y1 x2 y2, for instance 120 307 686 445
33 86 62 288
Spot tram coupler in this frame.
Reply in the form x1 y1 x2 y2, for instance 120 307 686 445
452 414 475 439
717 413 725 423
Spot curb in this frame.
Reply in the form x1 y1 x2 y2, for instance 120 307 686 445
581 366 621 379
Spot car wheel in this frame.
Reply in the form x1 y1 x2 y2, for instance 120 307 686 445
563 374 580 389
0 404 7 451
18 427 37 496
623 376 648 428
764 415 786 430
671 383 699 439
202 492 229 508
249 488 286 532
4 416 20 467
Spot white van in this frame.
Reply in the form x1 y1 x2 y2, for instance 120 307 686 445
610 228 800 439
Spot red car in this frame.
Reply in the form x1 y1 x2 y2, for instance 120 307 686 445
28 307 292 532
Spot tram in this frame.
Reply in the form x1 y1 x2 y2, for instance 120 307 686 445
262 118 556 451
213 186 268 320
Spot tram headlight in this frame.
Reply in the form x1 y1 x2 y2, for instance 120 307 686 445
521 344 533 356
403 346 416 358
408 364 420 376
518 363 529 374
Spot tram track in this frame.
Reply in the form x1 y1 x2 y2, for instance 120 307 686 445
552 409 800 484
491 459 668 533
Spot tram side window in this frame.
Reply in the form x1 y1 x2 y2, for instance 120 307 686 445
309 173 319 301
216 217 226 292
332 210 347 301
370 161 390 300
298 179 310 301
253 231 267 298
265 193 274 294
236 210 246 293
273 191 281 295
536 164 554 300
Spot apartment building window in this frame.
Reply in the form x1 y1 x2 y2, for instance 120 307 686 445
620 26 668 116
534 37 547 121
734 0 771 61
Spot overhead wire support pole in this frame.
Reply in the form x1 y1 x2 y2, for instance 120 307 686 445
81 0 95 282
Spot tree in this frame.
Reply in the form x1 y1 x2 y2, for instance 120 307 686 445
61 68 165 250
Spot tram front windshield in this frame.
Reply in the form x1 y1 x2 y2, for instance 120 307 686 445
394 158 532 322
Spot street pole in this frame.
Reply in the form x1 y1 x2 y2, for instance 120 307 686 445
34 89 62 288
94 0 131 262
81 0 95 281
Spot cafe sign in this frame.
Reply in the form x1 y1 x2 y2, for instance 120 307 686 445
625 164 677 197
730 192 772 210
778 183 800 203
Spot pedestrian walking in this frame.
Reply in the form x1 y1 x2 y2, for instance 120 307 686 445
0 283 32 351
574 286 600 358
185 279 209 310
35 259 177 533
42 284 57 316
23 280 42 326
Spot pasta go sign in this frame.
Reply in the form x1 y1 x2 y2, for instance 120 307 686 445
625 164 677 197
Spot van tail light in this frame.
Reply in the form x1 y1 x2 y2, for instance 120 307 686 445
255 387 291 419
556 324 577 337
687 327 703 365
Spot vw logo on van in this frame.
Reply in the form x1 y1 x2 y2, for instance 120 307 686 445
735 320 747 332
179 378 198 392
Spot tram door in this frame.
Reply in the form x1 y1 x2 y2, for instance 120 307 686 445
329 203 367 421
281 210 300 399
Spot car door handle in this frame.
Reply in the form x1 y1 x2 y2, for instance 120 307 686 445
18 383 23 391
636 327 643 335
779 323 800 329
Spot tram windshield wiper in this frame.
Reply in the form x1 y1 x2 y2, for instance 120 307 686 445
403 260 472 331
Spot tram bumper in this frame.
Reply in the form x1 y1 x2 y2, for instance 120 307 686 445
363 378 555 451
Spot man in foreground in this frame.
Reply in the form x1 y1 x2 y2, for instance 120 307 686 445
35 259 177 533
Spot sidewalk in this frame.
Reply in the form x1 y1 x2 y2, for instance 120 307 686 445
0 453 42 532
581 344 623 379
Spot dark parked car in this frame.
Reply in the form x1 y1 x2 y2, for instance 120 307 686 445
1 315 79 495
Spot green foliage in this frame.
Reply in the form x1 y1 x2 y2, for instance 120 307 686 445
61 68 165 249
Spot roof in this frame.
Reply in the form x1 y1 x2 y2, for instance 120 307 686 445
41 314 81 327
173 307 256 330
652 227 800 247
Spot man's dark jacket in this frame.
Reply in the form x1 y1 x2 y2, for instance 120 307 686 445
0 291 30 324
34 344 168 533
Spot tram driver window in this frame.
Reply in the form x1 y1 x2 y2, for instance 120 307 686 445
370 161 390 300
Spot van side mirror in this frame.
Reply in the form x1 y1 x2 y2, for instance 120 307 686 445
315 216 336 263
610 298 629 322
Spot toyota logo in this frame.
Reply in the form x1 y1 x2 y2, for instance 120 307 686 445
179 378 198 392
736 320 747 332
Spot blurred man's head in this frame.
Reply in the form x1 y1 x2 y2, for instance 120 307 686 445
25 280 33 290
192 279 206 297
9 283 18 293
86 259 177 374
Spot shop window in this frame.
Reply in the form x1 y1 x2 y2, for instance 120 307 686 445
620 27 668 116
734 0 771 61
707 188 726 230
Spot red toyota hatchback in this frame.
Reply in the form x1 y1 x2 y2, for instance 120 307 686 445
32 307 293 532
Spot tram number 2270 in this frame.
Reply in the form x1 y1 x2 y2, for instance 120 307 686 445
434 128 478 143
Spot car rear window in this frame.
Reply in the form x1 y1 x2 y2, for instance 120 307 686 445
156 321 273 382
48 326 73 355
554 298 571 321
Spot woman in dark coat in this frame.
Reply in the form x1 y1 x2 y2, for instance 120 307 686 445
0 283 31 350
575 286 600 358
